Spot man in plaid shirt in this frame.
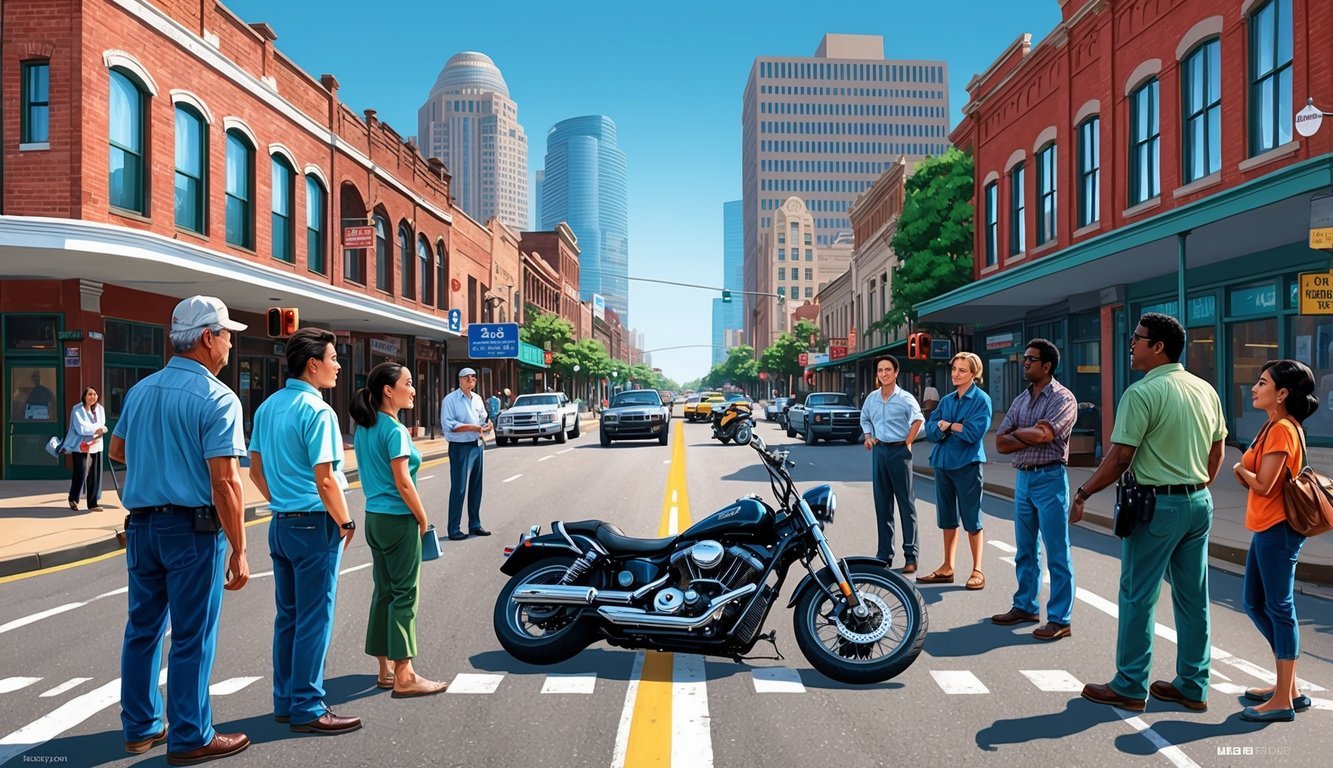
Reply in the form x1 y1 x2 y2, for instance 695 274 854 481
990 339 1080 641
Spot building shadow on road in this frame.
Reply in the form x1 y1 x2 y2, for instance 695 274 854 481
467 647 640 680
924 618 1042 658
975 697 1122 752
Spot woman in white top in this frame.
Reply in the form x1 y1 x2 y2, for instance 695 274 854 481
62 386 107 511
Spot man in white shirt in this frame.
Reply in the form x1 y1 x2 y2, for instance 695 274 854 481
441 367 493 540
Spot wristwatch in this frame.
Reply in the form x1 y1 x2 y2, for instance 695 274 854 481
1075 486 1089 502
340 520 356 531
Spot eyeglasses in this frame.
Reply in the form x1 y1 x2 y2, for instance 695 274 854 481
1129 332 1154 346
1021 355 1043 364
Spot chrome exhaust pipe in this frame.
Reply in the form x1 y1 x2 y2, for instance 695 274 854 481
511 574 671 607
597 583 758 628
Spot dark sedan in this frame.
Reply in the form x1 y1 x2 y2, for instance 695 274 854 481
600 389 671 446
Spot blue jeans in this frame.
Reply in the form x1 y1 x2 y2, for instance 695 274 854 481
1011 464 1074 626
1243 521 1306 660
448 441 485 536
270 513 344 724
121 512 226 753
934 462 984 532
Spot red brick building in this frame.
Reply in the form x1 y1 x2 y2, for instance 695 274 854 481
0 0 500 478
924 0 1333 450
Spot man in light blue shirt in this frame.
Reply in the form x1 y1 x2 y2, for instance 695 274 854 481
441 367 492 540
108 295 250 764
859 355 924 571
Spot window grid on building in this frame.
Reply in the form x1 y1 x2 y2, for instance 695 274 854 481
984 181 998 266
1182 39 1222 182
21 60 49 144
1077 117 1100 227
224 130 253 248
1009 162 1026 256
1129 79 1160 205
109 69 146 214
270 155 294 263
305 176 325 275
1036 143 1057 245
1248 0 1293 155
174 106 206 233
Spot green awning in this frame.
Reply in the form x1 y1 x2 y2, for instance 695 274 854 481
518 341 548 368
810 338 906 370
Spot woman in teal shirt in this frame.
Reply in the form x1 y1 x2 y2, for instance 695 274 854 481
351 362 448 698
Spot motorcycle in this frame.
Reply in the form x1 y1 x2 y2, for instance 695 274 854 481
492 435 928 684
710 401 754 446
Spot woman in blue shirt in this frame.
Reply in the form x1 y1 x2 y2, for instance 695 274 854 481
62 386 107 511
919 352 993 590
351 362 448 698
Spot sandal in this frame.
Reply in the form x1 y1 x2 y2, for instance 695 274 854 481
966 570 986 590
916 569 955 584
376 675 394 689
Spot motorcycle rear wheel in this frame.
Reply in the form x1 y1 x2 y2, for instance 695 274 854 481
494 558 597 664
735 423 753 445
793 563 927 684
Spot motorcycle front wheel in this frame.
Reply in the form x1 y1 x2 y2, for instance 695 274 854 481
793 563 927 683
494 557 596 664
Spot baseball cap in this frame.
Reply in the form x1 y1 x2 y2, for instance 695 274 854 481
458 367 478 378
171 295 247 333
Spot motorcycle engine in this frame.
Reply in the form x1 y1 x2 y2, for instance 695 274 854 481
660 540 765 618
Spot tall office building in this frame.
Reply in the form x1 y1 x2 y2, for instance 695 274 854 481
418 52 529 232
540 116 630 326
712 200 744 365
742 34 949 350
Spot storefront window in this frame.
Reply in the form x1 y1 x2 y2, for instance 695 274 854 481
1293 315 1333 442
4 315 58 351
1230 318 1278 443
104 320 165 423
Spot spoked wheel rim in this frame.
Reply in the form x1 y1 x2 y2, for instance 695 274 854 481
507 565 582 640
802 572 915 665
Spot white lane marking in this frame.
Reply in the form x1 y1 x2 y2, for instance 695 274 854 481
669 506 679 535
445 673 504 694
502 474 522 483
663 460 671 464
158 668 169 686
340 563 372 575
1217 655 1326 692
0 678 41 694
1000 556 1015 566
1117 710 1201 768
671 490 678 503
420 474 436 480
751 666 806 693
0 604 84 635
539 455 554 462
558 448 574 455
1210 682 1248 696
0 678 121 765
1211 668 1232 681
931 670 989 694
209 676 262 696
1020 670 1083 692
672 654 713 767
610 652 646 768
95 587 129 599
988 540 1017 554
540 674 596 694
38 678 91 698
1310 696 1333 711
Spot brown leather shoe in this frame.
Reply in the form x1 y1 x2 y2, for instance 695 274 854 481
1149 680 1207 711
165 733 250 765
1032 622 1071 641
901 561 917 574
990 608 1040 625
1081 683 1146 711
125 728 167 754
289 710 362 735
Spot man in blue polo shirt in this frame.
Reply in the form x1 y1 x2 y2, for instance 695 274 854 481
108 296 250 765
249 327 361 736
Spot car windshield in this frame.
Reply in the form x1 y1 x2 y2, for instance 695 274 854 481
807 394 852 407
612 392 661 407
725 393 748 401
511 395 559 407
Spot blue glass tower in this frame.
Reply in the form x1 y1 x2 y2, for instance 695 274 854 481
712 200 744 365
539 116 629 325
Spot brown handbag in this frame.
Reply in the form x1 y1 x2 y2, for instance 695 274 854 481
1280 420 1333 537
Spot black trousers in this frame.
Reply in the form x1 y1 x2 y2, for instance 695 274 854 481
69 451 102 507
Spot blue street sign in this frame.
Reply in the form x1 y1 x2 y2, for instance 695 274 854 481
467 323 520 358
930 338 952 361
447 308 462 333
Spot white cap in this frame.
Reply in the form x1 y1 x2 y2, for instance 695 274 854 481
458 367 478 378
172 296 247 333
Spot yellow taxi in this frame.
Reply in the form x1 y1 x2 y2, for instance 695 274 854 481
684 392 724 422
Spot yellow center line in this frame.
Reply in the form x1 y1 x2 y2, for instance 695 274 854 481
623 421 690 766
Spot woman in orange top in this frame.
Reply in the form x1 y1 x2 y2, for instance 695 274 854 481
1231 359 1317 723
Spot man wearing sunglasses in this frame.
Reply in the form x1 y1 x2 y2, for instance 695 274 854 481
441 367 494 541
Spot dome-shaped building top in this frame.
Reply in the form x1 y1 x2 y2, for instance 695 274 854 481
430 51 509 97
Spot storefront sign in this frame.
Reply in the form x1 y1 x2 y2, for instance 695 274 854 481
1295 103 1324 138
1311 193 1333 251
342 226 375 249
468 323 520 358
56 330 82 341
985 332 1016 351
830 345 848 360
370 337 401 357
63 347 80 368
808 352 830 366
1299 271 1333 315
798 352 809 366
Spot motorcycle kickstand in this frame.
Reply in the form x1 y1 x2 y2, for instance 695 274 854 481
732 631 785 663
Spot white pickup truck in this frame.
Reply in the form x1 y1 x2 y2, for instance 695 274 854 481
494 393 581 446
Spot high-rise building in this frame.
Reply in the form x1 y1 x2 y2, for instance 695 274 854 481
712 200 744 366
742 34 949 351
540 116 630 326
418 52 529 232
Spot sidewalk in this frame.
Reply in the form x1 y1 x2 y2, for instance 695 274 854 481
908 432 1333 590
0 413 601 578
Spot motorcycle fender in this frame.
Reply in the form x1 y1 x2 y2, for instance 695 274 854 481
499 533 598 576
785 556 890 608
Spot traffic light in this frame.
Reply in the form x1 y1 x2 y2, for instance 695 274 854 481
907 332 932 360
266 307 299 337
722 289 732 303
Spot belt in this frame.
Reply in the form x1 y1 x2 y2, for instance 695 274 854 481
130 504 214 515
875 440 906 447
1147 483 1206 495
274 511 321 518
1017 461 1064 472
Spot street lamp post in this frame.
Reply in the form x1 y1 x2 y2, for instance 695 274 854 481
573 364 582 411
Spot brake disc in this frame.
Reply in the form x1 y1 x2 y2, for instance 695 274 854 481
833 592 891 644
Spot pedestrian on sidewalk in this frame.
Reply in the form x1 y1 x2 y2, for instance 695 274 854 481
249 328 362 736
921 377 941 421
1071 313 1226 713
62 386 107 512
919 353 992 589
486 390 503 429
991 339 1079 640
108 295 250 764
442 367 493 541
859 355 923 573
1233 359 1318 722
351 361 449 699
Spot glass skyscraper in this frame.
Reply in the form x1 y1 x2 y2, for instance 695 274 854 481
539 116 629 326
712 200 744 365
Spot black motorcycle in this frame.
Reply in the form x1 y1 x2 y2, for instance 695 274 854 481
711 401 755 446
492 435 927 683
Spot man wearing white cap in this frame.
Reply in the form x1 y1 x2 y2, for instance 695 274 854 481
441 367 492 540
109 295 251 764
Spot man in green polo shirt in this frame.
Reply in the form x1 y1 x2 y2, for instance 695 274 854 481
1068 312 1226 712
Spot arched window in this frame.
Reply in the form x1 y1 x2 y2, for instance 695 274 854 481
436 242 448 310
225 130 254 248
1248 0 1292 155
340 183 366 284
1129 78 1161 205
373 213 390 292
270 154 295 263
418 236 433 306
109 69 147 213
1182 39 1221 181
1077 117 1101 227
1035 143 1057 245
398 222 414 300
305 176 326 275
174 105 206 232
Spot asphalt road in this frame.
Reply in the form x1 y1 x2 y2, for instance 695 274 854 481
1 412 1330 768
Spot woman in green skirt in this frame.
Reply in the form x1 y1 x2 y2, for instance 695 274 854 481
351 362 448 698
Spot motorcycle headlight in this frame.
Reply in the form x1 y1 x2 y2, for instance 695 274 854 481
802 484 836 524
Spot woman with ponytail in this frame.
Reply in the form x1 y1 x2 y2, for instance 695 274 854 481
1232 359 1318 722
352 362 448 698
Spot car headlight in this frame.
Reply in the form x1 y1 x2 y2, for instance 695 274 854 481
604 414 618 423
802 485 836 524
814 414 826 423
650 413 663 422
499 416 513 425
539 413 557 423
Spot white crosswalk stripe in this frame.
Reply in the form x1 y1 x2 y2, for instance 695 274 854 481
446 673 505 694
1020 670 1083 692
0 678 41 694
39 678 91 698
209 676 263 696
931 670 989 694
540 674 596 694
750 666 805 693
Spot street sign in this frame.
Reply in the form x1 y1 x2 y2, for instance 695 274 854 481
1295 102 1324 138
1299 271 1333 314
467 322 520 358
544 351 554 365
343 226 374 248
798 352 808 366
930 338 952 360
447 308 462 333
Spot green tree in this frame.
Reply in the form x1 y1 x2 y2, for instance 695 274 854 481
885 147 975 329
793 319 821 350
705 345 759 390
520 308 574 353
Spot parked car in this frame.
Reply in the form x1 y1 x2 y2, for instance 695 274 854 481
495 393 580 446
785 392 863 445
684 392 723 422
763 397 791 422
600 389 671 446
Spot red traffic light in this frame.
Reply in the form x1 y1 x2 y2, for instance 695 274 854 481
266 307 300 337
906 332 931 360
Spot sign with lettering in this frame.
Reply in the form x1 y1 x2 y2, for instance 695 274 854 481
64 347 80 368
830 346 848 360
467 323 520 358
807 352 830 366
343 226 375 249
930 339 952 360
1295 103 1324 138
798 352 808 366
1311 193 1333 252
1299 271 1333 315
986 332 1016 351
369 337 401 357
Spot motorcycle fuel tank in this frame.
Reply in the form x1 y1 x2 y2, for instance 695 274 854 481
682 497 773 540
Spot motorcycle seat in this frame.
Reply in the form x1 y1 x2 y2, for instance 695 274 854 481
562 519 677 555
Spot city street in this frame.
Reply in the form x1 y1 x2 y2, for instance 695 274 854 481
1 415 1329 768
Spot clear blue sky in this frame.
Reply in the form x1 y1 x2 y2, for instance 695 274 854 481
225 0 1061 385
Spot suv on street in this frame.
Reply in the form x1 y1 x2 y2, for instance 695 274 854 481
785 392 863 445
495 392 580 445
600 389 671 446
